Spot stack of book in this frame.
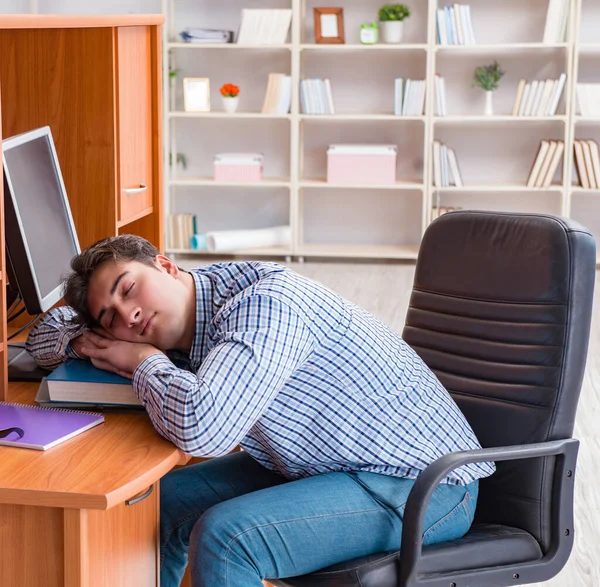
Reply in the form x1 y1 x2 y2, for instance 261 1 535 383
179 28 233 44
526 140 565 188
433 141 463 188
433 75 448 116
168 213 197 250
394 78 426 116
237 9 292 45
436 4 476 45
573 139 600 189
300 79 335 115
575 84 600 117
431 205 463 220
261 74 292 114
511 74 566 117
543 0 570 44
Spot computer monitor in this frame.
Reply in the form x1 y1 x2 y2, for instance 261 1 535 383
3 126 81 380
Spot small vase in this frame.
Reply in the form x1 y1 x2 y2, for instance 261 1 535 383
484 91 494 116
380 21 404 44
222 96 239 114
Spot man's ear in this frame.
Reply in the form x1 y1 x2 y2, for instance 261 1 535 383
154 254 180 278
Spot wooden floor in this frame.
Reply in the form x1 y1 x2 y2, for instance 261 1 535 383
180 257 600 586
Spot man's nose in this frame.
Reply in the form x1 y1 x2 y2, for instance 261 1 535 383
127 306 142 327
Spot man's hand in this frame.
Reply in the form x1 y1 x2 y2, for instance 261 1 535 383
80 331 164 379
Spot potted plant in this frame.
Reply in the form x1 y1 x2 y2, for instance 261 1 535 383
473 61 505 116
378 4 411 44
220 83 240 113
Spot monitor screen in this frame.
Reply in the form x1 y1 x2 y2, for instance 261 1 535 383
3 126 80 314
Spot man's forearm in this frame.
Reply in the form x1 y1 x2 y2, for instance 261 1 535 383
25 306 86 369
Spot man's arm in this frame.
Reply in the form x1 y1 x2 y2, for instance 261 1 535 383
25 306 87 369
133 294 316 456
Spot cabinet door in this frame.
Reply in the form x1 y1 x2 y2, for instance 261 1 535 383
86 483 159 587
117 26 153 224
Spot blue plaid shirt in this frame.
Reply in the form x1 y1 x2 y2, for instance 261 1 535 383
27 261 495 485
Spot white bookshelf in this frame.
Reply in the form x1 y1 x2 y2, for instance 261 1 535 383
162 0 597 261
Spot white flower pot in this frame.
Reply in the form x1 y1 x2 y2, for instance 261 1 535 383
484 91 494 116
380 21 404 44
222 96 239 113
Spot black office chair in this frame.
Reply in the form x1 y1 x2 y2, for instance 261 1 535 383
270 211 596 587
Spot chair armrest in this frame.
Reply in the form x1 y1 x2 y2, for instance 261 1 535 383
398 438 579 587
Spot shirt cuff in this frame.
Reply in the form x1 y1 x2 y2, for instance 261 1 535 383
57 324 86 358
133 353 175 401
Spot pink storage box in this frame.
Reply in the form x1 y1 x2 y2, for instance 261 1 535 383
327 144 397 185
214 153 263 182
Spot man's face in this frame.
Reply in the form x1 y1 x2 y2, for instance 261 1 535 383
86 257 189 350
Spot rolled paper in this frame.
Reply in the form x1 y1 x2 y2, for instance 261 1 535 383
206 226 291 252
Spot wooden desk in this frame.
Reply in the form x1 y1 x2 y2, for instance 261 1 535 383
0 381 182 587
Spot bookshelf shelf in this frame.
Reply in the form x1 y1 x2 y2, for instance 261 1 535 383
300 179 423 190
170 178 290 187
163 0 597 262
168 42 292 50
166 246 292 257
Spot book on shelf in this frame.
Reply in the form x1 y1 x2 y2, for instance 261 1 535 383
434 75 447 116
436 4 476 46
169 212 197 250
300 78 335 115
236 9 292 45
179 28 234 44
512 74 566 117
526 139 565 188
433 140 463 187
0 401 104 451
261 73 292 114
575 84 600 118
431 205 463 221
43 359 142 407
394 78 426 116
543 0 570 44
573 139 600 189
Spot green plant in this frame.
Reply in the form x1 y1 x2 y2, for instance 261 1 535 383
169 68 180 80
378 3 411 21
169 152 187 170
473 61 505 91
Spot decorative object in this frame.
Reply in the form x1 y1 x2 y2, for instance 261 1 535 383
169 152 188 170
314 8 345 44
220 83 240 113
473 61 505 116
378 3 411 44
360 22 379 44
183 77 210 112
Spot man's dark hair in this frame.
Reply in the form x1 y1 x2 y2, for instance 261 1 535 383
63 234 160 327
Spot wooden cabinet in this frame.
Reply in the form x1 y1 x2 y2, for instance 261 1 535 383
117 26 154 224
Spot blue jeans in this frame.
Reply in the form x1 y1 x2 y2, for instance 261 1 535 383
160 451 478 587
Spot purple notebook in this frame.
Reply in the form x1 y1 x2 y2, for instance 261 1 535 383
0 402 104 451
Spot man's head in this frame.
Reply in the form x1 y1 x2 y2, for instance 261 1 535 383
64 234 195 351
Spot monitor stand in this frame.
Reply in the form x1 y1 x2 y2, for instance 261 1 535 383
7 344 50 382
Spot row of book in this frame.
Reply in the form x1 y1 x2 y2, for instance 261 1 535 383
542 0 570 44
262 73 292 114
300 79 335 115
168 213 196 250
575 84 600 118
526 140 565 188
237 9 292 45
433 75 448 116
432 141 464 187
436 4 476 45
394 79 426 117
573 139 600 189
511 74 566 117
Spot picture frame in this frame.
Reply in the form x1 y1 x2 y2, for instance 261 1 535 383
314 8 345 44
183 77 211 112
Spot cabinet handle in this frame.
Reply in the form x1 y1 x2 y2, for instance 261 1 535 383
124 184 148 194
125 484 154 506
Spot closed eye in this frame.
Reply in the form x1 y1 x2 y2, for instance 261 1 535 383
124 283 134 298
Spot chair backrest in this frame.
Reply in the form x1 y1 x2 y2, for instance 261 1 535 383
402 211 595 551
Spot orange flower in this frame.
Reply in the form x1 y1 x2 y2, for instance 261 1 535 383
220 83 240 97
